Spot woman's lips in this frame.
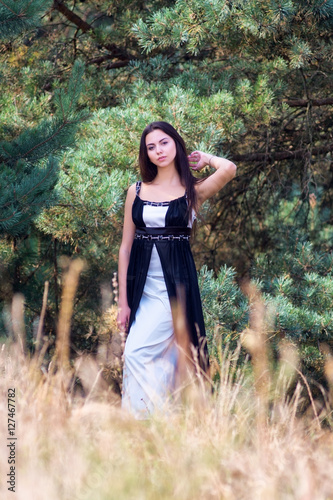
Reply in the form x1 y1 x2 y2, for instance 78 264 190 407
158 156 167 161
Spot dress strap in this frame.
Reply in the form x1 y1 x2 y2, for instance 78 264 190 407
135 181 142 196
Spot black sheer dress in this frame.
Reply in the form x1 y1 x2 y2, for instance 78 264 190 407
122 181 208 417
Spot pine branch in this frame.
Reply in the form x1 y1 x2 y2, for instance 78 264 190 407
0 0 52 41
0 158 58 213
20 239 53 285
105 61 129 70
52 0 91 32
285 97 333 107
0 61 86 236
17 120 76 162
88 54 115 65
52 0 131 63
87 55 129 69
0 61 86 169
0 0 17 16
232 143 333 163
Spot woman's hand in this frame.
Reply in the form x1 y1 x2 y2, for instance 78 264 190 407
191 150 237 205
188 151 210 171
117 304 131 333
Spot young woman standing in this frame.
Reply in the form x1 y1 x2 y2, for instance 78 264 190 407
117 122 236 418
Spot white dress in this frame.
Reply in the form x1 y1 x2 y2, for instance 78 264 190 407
121 204 179 418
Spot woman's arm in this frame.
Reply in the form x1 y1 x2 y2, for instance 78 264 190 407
188 151 237 206
117 183 136 332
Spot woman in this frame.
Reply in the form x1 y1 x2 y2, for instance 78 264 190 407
118 121 236 418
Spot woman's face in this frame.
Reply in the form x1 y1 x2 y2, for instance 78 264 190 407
145 129 177 169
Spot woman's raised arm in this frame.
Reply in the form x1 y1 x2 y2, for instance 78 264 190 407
188 151 237 206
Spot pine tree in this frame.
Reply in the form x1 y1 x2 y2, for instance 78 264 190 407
0 1 86 346
0 61 86 236
0 1 86 236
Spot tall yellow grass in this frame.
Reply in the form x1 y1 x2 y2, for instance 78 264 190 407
1 261 333 500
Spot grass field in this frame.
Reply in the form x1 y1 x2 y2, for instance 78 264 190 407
1 340 333 500
1 263 333 500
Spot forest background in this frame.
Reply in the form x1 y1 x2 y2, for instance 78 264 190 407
1 0 333 399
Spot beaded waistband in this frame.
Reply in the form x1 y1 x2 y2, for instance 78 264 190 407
134 227 191 241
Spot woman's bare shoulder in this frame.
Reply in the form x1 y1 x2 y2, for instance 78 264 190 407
128 182 137 192
123 183 137 206
127 183 138 195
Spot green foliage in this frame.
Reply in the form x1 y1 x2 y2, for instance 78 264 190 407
198 265 249 356
198 233 333 385
132 0 232 55
0 6 86 353
0 0 52 41
251 233 333 383
0 155 59 235
132 0 333 56
253 237 333 340
0 61 86 236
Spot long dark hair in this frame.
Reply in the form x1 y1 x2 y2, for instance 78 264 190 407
138 121 199 214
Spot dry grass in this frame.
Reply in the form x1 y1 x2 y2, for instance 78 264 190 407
1 263 333 500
